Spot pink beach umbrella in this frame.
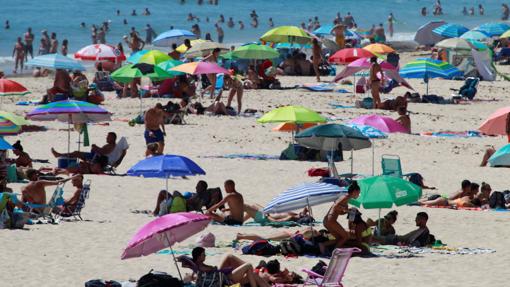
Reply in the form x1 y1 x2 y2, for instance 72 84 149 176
170 61 229 75
334 57 396 82
121 212 211 279
349 114 408 133
74 44 126 62
479 107 510 136
328 48 375 65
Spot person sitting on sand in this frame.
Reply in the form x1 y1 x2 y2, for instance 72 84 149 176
243 65 260 89
395 106 411 133
322 181 361 250
51 132 118 174
9 140 32 168
368 210 398 236
344 208 373 255
257 259 302 285
242 203 311 224
207 179 244 225
144 104 166 156
379 212 431 247
20 169 75 211
46 69 71 102
186 247 269 287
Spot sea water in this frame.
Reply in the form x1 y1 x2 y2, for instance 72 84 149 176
0 0 506 71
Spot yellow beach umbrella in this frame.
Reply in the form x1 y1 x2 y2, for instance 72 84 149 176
138 50 171 65
176 39 209 53
500 29 510 38
260 26 312 44
363 43 395 55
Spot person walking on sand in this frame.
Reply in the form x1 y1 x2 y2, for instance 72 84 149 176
312 38 323 82
207 180 245 225
369 56 384 108
144 104 166 155
12 37 25 74
24 27 34 61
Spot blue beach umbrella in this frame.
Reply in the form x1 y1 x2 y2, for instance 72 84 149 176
0 137 13 150
153 29 197 47
475 22 510 37
126 50 149 64
399 58 463 95
488 144 510 167
26 54 85 71
460 30 491 41
432 24 469 38
345 124 387 139
275 42 312 49
263 182 346 213
313 25 334 36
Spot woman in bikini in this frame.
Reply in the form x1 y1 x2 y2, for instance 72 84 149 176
419 182 481 208
321 181 361 253
12 37 25 74
369 57 384 108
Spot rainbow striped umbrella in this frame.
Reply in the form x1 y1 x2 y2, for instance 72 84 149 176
0 111 30 136
399 58 462 95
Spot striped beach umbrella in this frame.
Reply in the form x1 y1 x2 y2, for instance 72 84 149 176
0 111 30 136
26 53 85 71
474 22 510 37
0 79 30 97
432 23 469 38
263 182 346 213
74 44 126 62
399 58 463 94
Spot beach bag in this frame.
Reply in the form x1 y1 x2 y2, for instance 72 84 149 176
242 240 279 256
169 191 187 213
279 238 302 256
85 280 121 287
307 168 330 177
0 209 10 229
489 192 507 209
137 270 182 287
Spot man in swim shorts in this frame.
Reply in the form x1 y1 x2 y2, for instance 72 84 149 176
207 180 244 226
144 103 166 155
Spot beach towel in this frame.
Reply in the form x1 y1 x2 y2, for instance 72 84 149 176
16 100 42 106
420 131 481 138
301 83 334 92
371 245 495 258
200 154 280 160
328 103 356 109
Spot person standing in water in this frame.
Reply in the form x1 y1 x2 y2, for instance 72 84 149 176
12 37 25 74
61 39 68 56
502 4 510 20
145 24 157 44
479 4 484 15
216 23 224 43
369 56 384 109
24 27 34 61
268 17 274 27
49 32 58 54
387 13 395 38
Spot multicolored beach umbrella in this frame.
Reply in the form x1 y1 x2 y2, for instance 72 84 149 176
0 111 30 136
26 53 85 71
432 23 469 38
260 26 312 44
170 61 229 75
461 30 491 41
0 79 30 97
138 50 171 65
474 22 510 37
399 58 463 94
126 50 149 64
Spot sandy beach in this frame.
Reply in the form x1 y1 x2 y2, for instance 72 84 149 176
1 49 510 287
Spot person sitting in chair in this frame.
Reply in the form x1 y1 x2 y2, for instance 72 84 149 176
20 169 75 211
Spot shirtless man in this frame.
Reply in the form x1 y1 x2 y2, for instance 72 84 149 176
419 181 478 207
49 32 58 54
21 169 74 210
12 37 25 74
61 174 84 214
381 212 430 247
369 57 384 108
312 38 323 82
322 181 361 252
207 180 244 225
24 27 34 60
144 104 166 155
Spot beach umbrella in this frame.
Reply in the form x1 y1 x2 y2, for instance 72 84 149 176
475 22 510 37
0 137 13 150
349 114 408 133
414 21 447 46
0 111 30 136
313 25 334 36
176 39 208 53
500 29 510 39
27 100 111 154
272 122 316 132
231 44 279 59
488 144 510 167
432 23 469 38
435 38 473 51
139 50 171 65
260 26 312 44
184 41 229 59
478 106 510 136
461 30 491 41
274 42 311 49
152 29 197 47
399 58 463 95
329 48 374 64
263 182 346 213
74 44 126 62
26 53 85 71
0 79 30 97
362 43 395 55
156 59 184 76
257 106 327 124
170 61 229 75
126 50 149 64
111 64 174 83
121 212 211 280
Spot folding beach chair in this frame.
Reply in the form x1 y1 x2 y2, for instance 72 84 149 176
177 255 232 286
62 179 91 220
381 154 414 178
301 248 360 287
24 183 66 222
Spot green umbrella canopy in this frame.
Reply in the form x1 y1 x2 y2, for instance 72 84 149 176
349 175 422 209
260 26 312 44
295 123 371 151
232 44 279 60
156 60 185 76
257 105 327 124
111 64 173 83
138 50 171 65
220 51 237 60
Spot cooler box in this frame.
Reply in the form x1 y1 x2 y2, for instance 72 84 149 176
58 157 78 169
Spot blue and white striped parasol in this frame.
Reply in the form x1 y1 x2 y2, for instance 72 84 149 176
474 22 510 37
432 23 469 38
26 54 85 71
263 182 346 213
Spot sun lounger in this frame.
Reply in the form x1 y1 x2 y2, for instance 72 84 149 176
301 247 360 287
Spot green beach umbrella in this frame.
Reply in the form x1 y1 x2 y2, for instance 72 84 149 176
257 106 327 124
349 175 422 209
219 51 237 60
231 44 279 60
111 64 173 83
138 50 171 65
156 60 184 76
260 26 312 44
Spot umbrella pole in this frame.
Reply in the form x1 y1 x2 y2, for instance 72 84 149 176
372 141 375 176
67 115 71 165
353 74 356 95
306 197 315 244
377 208 381 236
163 230 183 282
426 81 429 96
350 150 353 175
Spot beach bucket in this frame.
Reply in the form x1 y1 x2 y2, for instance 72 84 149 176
58 157 78 169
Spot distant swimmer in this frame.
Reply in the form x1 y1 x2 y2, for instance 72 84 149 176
344 12 355 29
131 9 137 16
91 25 98 44
5 20 9 29
198 0 203 5
206 17 210 23
300 22 306 30
191 24 201 38
205 32 212 41
250 10 258 19
462 7 468 16
123 19 128 25
238 21 245 30
433 0 443 15
219 14 225 23
502 4 509 20
145 24 157 44
469 7 475 16
116 9 120 16
80 22 86 28
421 7 427 16
479 4 484 16
227 17 234 28
143 8 151 16
251 17 258 28
216 23 224 43
268 17 274 27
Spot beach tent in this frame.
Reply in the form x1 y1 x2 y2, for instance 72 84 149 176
488 144 510 167
414 21 447 46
